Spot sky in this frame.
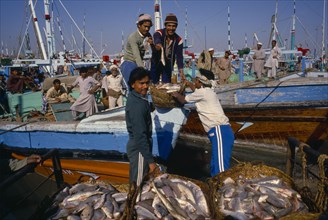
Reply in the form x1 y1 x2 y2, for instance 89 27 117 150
0 0 327 58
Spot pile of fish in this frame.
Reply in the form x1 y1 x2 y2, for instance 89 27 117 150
47 182 128 220
133 173 211 219
217 175 308 219
155 83 182 93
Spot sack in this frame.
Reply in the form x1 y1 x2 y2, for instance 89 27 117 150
107 88 121 98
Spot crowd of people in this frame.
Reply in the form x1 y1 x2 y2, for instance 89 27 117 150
0 12 288 184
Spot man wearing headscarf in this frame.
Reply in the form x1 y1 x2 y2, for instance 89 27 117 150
120 14 154 83
171 73 234 177
252 42 266 81
217 50 232 84
150 13 186 84
265 40 281 79
68 67 101 120
106 64 123 109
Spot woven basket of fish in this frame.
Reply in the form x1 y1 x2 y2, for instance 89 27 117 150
127 172 214 220
44 180 129 220
209 162 311 220
149 83 183 108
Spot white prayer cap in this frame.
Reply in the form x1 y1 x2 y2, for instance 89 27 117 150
195 73 211 86
208 48 214 51
257 42 263 45
109 64 118 71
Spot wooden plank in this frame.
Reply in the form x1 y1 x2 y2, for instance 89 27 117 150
49 102 73 121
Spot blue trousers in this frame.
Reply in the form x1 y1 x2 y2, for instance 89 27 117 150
150 61 172 84
208 124 234 177
120 60 137 84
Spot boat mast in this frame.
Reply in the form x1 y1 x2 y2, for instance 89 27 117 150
154 0 162 31
228 4 231 50
322 0 326 69
82 12 86 58
290 0 296 51
29 0 48 60
121 30 124 54
44 0 55 58
57 17 67 52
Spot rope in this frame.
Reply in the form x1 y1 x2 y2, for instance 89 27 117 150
315 154 328 212
299 143 309 188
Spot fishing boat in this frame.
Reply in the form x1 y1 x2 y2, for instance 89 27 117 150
180 75 328 149
0 105 189 184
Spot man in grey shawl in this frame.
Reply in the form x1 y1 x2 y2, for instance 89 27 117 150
69 67 101 120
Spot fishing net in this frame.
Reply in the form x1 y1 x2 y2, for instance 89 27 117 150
149 84 182 108
208 162 316 220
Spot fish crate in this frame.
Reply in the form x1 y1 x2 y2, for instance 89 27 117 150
208 162 321 220
149 84 182 108
124 171 215 220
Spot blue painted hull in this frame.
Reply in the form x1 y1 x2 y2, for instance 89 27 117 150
0 107 190 161
235 84 328 104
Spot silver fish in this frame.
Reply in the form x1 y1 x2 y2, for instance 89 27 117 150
67 215 81 220
152 195 169 219
111 192 127 203
151 181 187 220
66 191 103 202
80 204 94 220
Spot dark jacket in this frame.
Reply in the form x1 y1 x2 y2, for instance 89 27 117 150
125 90 153 163
152 28 184 71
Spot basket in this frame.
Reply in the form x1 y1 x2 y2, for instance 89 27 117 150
149 85 181 108
127 172 214 220
208 162 309 220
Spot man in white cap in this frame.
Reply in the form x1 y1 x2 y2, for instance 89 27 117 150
171 72 234 177
252 42 266 81
106 64 123 109
120 13 154 83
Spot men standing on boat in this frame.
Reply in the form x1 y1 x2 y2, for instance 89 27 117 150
197 48 215 72
107 64 123 109
125 67 156 184
216 50 232 84
171 73 234 177
46 79 75 104
120 14 154 83
252 42 266 81
150 13 186 84
69 67 101 120
265 40 281 79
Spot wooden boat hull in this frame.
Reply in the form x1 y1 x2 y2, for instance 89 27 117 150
181 105 328 148
11 152 130 184
181 77 328 148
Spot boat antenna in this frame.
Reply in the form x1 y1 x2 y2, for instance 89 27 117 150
58 0 100 59
244 33 248 48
